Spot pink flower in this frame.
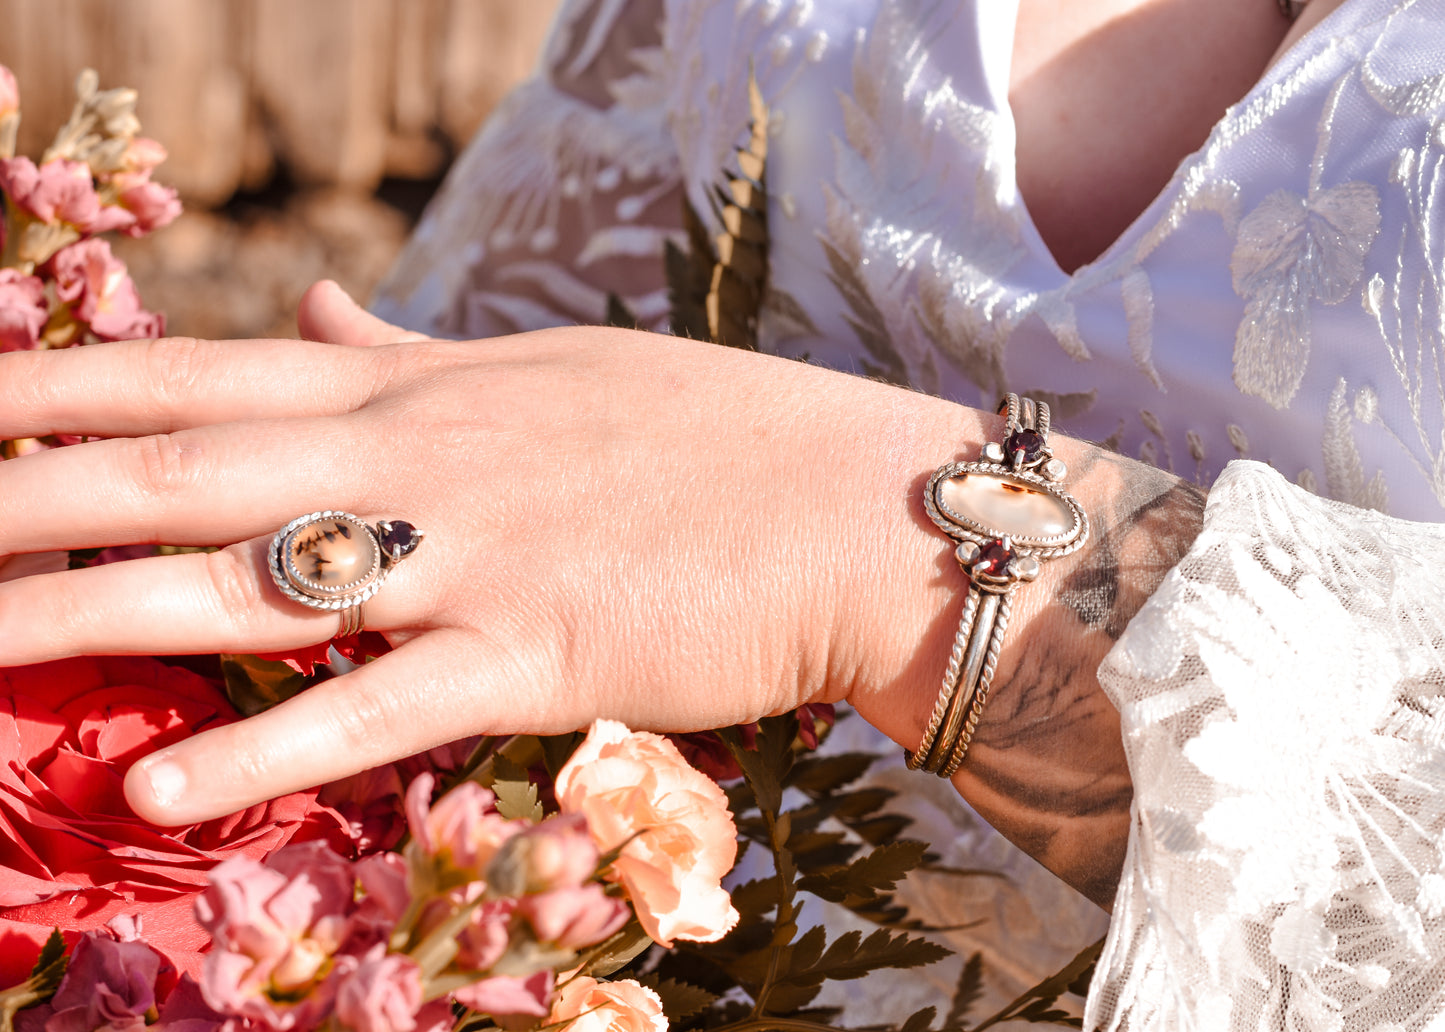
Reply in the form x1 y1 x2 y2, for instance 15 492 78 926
555 720 738 947
15 925 170 1032
0 65 17 119
517 883 630 950
0 156 130 233
450 895 515 971
334 950 441 1032
195 842 357 1028
405 773 521 882
353 851 411 928
548 977 668 1032
453 970 555 1020
48 238 164 340
488 814 601 895
0 268 48 352
116 178 181 237
0 657 352 987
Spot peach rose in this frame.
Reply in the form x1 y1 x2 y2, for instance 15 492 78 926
554 720 738 947
549 977 667 1032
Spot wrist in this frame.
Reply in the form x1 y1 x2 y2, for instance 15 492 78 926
829 390 1206 906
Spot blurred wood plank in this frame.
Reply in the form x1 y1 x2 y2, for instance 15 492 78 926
247 0 393 188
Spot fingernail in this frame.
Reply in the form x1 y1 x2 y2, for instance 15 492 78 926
141 757 187 808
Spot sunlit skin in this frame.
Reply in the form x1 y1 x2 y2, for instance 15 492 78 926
0 0 1348 906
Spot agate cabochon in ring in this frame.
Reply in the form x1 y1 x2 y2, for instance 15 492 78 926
282 515 382 597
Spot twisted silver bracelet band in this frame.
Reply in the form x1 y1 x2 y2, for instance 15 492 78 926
907 394 1089 776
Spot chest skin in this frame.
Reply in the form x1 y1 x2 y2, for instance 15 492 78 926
1010 0 1349 273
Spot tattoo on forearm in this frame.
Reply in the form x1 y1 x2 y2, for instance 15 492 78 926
958 450 1206 906
1060 470 1208 638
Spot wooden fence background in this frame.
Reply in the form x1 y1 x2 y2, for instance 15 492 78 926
0 0 559 205
0 0 560 337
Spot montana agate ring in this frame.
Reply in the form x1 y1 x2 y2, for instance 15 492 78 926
268 512 424 637
907 394 1089 777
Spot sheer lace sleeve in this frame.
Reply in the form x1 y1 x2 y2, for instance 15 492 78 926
370 0 682 337
1086 460 1445 1032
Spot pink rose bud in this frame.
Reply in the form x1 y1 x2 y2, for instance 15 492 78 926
555 720 739 947
452 896 517 972
548 977 668 1032
517 883 631 950
0 269 49 352
486 813 600 896
0 65 17 118
354 851 412 927
405 774 521 881
334 950 427 1032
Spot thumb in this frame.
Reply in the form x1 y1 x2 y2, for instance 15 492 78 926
297 279 429 346
122 631 555 825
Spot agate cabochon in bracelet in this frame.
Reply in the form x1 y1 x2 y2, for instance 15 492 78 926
935 467 1080 548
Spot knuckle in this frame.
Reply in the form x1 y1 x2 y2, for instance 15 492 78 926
142 337 210 413
202 549 268 630
325 684 393 758
130 432 203 503
364 341 425 397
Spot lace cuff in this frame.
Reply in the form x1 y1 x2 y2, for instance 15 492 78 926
1087 460 1445 1031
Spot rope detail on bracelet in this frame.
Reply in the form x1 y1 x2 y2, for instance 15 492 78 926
907 394 1088 776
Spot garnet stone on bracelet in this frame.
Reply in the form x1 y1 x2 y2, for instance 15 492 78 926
268 512 423 637
907 394 1089 777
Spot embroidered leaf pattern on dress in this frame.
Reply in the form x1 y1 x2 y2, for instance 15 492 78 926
1323 377 1389 511
1358 47 1445 506
1230 180 1380 408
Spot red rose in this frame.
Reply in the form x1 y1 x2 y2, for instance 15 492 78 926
0 656 352 985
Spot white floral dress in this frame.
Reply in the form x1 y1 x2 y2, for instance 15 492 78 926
374 1 1445 1028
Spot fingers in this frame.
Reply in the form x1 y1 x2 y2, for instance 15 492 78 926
124 630 540 824
0 335 387 440
0 544 337 665
297 280 429 347
0 417 375 554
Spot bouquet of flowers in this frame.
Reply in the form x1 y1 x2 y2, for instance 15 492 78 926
0 67 176 384
0 66 1099 1032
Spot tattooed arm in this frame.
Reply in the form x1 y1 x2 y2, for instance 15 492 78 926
961 458 1205 906
837 407 1207 909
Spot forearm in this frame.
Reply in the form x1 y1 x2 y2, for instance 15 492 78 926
830 393 1206 907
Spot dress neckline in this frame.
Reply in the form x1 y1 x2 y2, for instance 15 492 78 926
993 0 1381 284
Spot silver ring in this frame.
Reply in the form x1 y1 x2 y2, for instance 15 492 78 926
268 511 423 636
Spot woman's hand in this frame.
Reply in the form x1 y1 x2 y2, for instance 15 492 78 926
0 283 1204 906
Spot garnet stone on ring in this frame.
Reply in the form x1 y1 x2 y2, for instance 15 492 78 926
268 512 423 636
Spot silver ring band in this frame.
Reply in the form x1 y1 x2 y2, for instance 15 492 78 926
337 603 365 639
